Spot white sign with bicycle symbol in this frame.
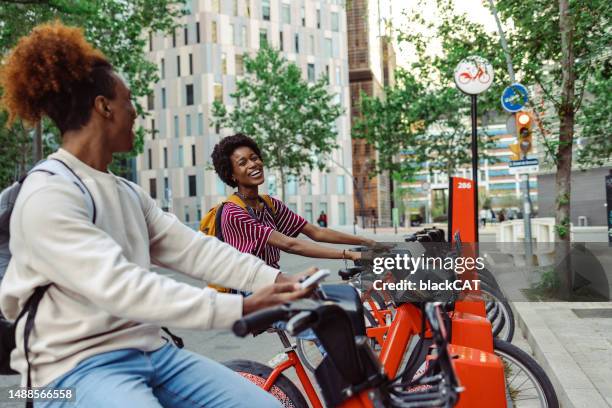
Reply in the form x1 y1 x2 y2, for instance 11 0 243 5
454 56 494 95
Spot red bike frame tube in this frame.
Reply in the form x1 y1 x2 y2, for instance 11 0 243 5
262 350 323 408
378 304 423 377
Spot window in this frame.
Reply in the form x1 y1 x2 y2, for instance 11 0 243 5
149 32 153 51
178 145 184 167
161 58 165 79
184 26 188 45
304 202 313 223
198 113 204 135
186 84 194 105
325 65 330 81
147 148 152 170
186 114 192 136
221 52 227 74
189 53 193 75
184 206 190 223
288 203 297 213
233 0 238 16
322 174 328 194
287 177 297 195
307 63 315 82
161 88 166 108
191 145 196 166
147 93 154 110
163 147 168 168
174 115 179 138
338 202 347 225
196 22 200 43
335 66 341 85
149 178 157 199
279 31 284 51
197 204 202 220
337 175 345 194
211 21 217 42
331 12 339 31
150 119 156 139
176 55 181 76
262 0 270 21
172 29 176 47
188 175 197 197
240 25 247 47
281 4 290 24
309 34 315 54
324 38 332 58
229 24 234 45
316 9 321 28
214 83 223 103
216 177 225 195
164 177 169 200
235 54 244 75
294 34 299 53
301 6 305 26
259 29 268 47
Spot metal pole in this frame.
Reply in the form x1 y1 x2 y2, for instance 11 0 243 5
471 95 479 242
488 0 532 263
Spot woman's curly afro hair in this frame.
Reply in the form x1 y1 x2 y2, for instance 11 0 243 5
0 21 116 133
211 133 263 188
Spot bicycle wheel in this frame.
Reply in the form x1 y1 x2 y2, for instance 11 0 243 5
480 282 515 342
223 359 309 408
493 339 559 408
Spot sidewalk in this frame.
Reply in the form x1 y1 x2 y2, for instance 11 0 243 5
514 302 612 408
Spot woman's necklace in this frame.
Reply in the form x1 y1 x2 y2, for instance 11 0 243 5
236 191 261 211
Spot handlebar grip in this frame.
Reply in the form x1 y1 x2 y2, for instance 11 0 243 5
338 266 365 280
232 307 289 337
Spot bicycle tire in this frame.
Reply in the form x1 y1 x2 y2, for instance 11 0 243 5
493 339 559 408
480 282 515 342
223 359 309 408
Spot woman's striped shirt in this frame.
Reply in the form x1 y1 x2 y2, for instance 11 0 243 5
221 197 307 268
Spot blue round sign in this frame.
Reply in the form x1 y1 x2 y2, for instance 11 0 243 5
501 83 529 112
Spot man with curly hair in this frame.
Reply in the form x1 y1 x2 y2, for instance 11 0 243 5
0 22 311 407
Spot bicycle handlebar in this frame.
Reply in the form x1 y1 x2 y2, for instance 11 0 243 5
232 306 290 337
338 266 365 281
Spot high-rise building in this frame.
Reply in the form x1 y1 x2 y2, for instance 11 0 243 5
136 0 353 228
347 0 396 227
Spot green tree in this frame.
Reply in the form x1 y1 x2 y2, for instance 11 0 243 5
0 0 185 186
394 0 611 242
212 46 343 201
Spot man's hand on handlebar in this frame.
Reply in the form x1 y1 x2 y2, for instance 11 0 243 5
243 281 313 316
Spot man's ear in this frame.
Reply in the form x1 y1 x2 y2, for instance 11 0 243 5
93 95 112 118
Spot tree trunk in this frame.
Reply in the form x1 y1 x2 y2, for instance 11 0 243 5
279 166 286 202
555 0 576 298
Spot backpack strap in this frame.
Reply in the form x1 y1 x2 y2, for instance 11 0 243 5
29 159 96 224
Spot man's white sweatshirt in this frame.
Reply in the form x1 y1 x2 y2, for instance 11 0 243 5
0 148 279 387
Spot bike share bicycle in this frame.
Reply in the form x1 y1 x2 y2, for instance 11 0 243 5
228 228 558 408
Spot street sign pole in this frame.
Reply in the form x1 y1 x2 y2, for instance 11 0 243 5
471 95 479 242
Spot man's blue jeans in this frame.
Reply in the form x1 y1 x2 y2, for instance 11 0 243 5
37 342 281 408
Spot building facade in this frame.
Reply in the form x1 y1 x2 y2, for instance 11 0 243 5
136 0 353 228
347 0 395 227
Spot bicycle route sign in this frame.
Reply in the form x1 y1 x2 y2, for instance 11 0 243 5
508 158 539 175
453 56 494 95
501 83 529 112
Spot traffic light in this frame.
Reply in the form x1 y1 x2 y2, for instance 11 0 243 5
515 111 533 157
509 143 522 161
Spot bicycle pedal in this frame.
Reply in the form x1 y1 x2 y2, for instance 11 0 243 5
267 352 289 368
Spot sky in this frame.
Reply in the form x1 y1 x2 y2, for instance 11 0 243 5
390 0 500 67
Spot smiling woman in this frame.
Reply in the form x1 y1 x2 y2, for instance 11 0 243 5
209 134 375 270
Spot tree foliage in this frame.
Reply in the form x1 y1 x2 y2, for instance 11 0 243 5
0 0 185 186
212 46 343 200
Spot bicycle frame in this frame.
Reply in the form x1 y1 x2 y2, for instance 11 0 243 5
263 330 324 408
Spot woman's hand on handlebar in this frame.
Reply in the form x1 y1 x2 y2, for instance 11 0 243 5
243 281 312 316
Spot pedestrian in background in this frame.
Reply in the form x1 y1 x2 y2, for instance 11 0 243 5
317 211 328 227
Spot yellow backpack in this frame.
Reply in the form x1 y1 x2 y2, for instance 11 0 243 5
199 193 276 293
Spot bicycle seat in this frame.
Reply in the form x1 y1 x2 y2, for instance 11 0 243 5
318 284 366 336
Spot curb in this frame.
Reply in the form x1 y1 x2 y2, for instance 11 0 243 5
513 302 609 408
